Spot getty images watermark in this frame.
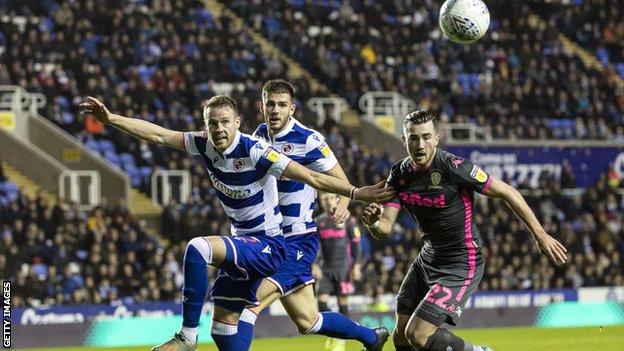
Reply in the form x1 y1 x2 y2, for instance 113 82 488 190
2 281 10 348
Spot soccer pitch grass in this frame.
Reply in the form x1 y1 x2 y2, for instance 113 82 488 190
16 325 624 351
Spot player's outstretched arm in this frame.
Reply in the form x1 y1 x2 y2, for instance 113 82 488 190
79 96 185 150
361 203 400 240
483 177 568 265
323 163 352 224
282 161 395 203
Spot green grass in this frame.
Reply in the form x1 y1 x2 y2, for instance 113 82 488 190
15 325 624 351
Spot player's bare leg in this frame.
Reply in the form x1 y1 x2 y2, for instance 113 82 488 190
392 312 414 351
152 236 227 351
404 315 493 351
238 279 283 348
210 306 245 351
281 284 323 333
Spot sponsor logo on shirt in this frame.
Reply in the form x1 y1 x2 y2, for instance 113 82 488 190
210 174 251 199
399 192 446 208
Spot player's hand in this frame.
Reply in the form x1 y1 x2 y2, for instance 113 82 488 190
361 203 384 225
79 96 113 124
350 263 362 282
330 197 350 225
353 181 395 203
312 264 323 280
535 233 568 265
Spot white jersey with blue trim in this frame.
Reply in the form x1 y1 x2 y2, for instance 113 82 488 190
253 118 338 237
184 130 292 237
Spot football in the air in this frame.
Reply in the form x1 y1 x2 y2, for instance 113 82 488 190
439 0 490 44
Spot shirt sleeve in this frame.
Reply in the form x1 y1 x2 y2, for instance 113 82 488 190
382 166 402 210
249 139 292 179
305 131 338 173
183 131 207 155
447 156 493 194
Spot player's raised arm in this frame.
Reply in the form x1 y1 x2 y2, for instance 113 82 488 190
483 177 568 265
361 202 400 240
79 96 185 150
282 161 395 204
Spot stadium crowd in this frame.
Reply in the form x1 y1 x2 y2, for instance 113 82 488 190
528 0 624 80
2 157 623 307
0 0 331 190
0 170 187 307
227 0 624 140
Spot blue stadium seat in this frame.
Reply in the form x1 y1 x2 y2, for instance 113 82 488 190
84 139 100 152
62 112 74 125
139 166 153 182
616 63 624 78
99 140 115 153
104 151 120 166
119 153 135 166
597 47 610 65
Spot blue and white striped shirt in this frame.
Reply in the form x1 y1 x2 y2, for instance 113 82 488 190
184 130 292 237
253 118 338 237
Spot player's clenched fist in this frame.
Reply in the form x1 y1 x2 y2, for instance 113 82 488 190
362 203 384 226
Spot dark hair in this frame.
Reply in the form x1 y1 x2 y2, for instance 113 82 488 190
262 79 295 100
201 95 238 113
404 110 438 129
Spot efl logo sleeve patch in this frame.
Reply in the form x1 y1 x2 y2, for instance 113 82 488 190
318 142 332 157
263 148 282 163
470 165 488 183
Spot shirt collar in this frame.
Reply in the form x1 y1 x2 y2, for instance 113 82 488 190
272 117 295 139
213 130 241 156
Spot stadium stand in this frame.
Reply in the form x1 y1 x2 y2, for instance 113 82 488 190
0 0 622 311
3 158 622 306
226 0 624 140
0 186 186 307
529 0 624 81
0 0 327 192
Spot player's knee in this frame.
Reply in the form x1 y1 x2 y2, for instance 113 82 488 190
211 320 238 338
299 313 322 335
240 308 258 326
405 324 432 349
411 328 462 351
392 327 410 346
185 237 213 264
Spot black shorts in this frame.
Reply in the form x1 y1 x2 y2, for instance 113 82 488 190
317 264 354 296
396 253 484 326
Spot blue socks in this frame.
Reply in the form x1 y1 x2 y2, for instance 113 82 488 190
238 309 257 350
211 321 244 351
237 309 378 349
318 312 378 346
181 238 212 328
